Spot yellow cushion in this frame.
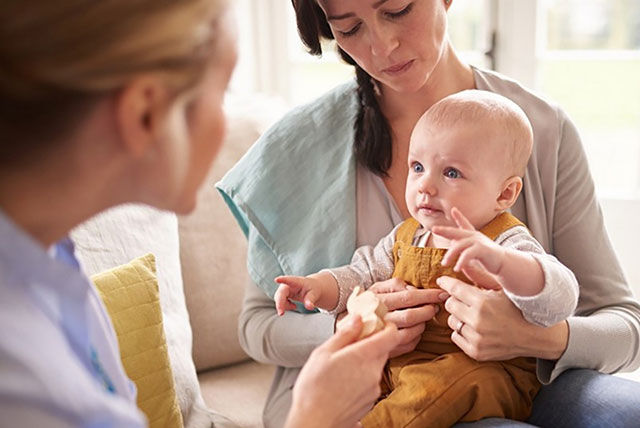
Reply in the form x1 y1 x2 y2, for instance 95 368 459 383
91 253 183 428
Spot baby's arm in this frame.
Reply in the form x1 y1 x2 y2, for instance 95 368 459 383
434 208 579 326
326 225 397 315
275 225 398 316
274 272 340 314
494 226 579 326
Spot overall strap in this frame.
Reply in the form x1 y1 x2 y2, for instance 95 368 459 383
395 218 422 245
479 212 524 241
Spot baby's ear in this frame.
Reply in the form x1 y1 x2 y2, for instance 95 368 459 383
496 176 523 211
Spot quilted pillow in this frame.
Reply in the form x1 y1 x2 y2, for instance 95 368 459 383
91 253 182 428
72 204 210 427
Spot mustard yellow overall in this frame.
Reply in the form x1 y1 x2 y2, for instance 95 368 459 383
361 213 541 428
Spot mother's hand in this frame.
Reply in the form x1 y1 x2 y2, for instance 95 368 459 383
369 278 445 358
436 265 569 361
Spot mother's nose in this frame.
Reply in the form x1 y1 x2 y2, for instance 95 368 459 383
368 23 399 58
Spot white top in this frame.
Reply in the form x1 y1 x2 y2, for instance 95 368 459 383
0 210 145 428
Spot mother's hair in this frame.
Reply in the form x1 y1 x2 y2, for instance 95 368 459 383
292 0 393 176
0 0 226 168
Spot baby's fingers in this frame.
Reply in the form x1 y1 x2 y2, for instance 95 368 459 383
461 259 502 290
304 288 320 310
432 225 473 241
450 207 475 231
275 275 305 290
441 239 474 267
453 245 482 272
274 284 292 316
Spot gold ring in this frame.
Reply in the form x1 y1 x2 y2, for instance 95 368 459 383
455 320 465 335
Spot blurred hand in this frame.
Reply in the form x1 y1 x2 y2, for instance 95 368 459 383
285 315 401 428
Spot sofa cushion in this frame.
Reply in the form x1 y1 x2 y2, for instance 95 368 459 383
92 253 182 428
198 361 275 428
71 205 211 428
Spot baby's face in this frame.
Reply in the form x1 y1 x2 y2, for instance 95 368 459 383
405 121 509 231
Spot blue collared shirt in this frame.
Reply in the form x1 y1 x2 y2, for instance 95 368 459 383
0 209 145 427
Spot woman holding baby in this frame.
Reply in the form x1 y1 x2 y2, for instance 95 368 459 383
218 0 640 427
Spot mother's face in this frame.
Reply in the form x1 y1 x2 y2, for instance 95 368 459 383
318 0 450 93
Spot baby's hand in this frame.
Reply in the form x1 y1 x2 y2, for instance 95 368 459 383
274 275 322 315
432 208 505 289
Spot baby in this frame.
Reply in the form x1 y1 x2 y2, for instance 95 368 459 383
274 90 579 428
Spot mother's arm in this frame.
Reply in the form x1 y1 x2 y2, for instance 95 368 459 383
439 112 640 383
542 111 640 381
238 278 334 367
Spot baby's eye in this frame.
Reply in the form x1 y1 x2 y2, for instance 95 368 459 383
412 162 424 173
443 167 461 179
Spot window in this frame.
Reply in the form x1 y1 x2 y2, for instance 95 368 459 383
285 6 354 106
538 0 640 198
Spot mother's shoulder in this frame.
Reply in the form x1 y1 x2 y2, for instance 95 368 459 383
473 67 569 129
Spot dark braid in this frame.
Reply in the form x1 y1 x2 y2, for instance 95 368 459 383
292 0 393 176
354 65 393 177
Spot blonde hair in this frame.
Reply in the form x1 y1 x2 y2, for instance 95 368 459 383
0 0 227 165
421 90 534 177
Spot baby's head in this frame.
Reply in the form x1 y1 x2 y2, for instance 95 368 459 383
405 90 533 231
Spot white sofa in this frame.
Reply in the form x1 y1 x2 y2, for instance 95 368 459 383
71 94 286 428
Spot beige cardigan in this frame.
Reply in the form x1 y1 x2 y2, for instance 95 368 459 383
236 67 640 427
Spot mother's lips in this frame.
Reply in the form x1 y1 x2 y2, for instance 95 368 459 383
383 59 414 73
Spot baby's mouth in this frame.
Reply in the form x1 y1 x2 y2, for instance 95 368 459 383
417 204 443 216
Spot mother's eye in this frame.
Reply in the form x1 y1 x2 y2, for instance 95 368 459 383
386 3 413 19
338 22 361 37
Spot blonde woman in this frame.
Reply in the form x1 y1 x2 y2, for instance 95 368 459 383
0 2 400 427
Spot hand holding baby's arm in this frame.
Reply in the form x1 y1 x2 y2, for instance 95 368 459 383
433 207 544 296
274 272 340 315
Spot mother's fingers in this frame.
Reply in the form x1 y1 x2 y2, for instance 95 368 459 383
385 318 426 358
436 275 482 307
388 334 422 358
446 313 484 359
443 293 474 326
368 277 410 294
383 303 439 328
375 287 445 312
